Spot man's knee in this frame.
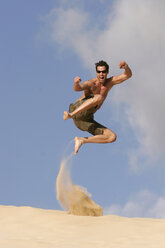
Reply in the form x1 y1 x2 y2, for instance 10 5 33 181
94 94 104 105
103 129 117 142
111 132 117 142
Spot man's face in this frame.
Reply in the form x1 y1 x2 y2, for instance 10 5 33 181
96 66 108 84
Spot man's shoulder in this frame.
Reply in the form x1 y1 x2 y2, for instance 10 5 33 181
84 78 97 86
105 77 113 86
89 77 97 82
107 76 113 81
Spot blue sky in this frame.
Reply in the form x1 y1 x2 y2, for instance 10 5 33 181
0 0 165 218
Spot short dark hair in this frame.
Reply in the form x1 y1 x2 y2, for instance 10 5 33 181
95 60 109 73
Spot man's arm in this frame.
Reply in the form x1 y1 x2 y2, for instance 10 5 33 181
111 61 132 86
73 76 91 91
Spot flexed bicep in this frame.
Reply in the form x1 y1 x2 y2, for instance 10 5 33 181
74 79 92 91
112 62 132 85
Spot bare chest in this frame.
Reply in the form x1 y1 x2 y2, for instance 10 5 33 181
91 81 109 97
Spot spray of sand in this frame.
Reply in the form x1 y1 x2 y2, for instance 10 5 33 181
56 152 103 216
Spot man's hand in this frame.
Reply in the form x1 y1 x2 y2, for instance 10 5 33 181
119 61 128 69
73 77 91 91
74 76 81 84
73 76 84 91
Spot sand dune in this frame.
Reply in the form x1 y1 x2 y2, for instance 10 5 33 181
0 205 165 248
1 154 164 247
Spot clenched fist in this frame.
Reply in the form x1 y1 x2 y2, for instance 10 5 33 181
74 76 81 84
119 61 128 69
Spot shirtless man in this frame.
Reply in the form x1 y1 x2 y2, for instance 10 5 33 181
63 60 132 154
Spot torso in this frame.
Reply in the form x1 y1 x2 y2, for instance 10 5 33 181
79 77 113 101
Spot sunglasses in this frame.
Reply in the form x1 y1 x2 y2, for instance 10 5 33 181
96 70 107 74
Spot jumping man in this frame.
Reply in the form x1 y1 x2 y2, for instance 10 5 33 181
63 60 132 154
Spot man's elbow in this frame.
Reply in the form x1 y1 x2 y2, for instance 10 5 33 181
73 85 81 91
73 86 78 91
127 70 132 79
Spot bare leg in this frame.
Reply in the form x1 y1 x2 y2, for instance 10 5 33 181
63 94 102 120
74 129 117 154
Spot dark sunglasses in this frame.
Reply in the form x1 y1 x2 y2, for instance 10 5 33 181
96 70 107 74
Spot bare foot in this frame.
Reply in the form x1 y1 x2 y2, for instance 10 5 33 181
63 111 71 120
74 137 83 154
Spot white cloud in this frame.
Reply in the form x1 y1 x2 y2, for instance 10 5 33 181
41 7 98 65
104 190 165 218
41 0 165 170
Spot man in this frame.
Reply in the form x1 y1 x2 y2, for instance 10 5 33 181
63 60 132 154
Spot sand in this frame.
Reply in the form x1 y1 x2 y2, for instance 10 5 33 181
1 154 164 247
56 153 103 216
0 205 165 248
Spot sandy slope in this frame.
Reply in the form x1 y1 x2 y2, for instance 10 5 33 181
0 205 165 248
